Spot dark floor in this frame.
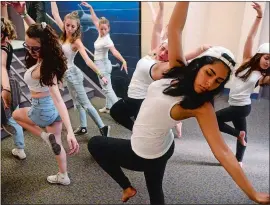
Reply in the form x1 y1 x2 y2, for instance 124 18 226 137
1 96 269 204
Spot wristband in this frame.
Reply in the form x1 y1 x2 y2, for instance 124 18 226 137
20 12 28 18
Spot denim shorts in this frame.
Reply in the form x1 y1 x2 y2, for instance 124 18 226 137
28 96 61 128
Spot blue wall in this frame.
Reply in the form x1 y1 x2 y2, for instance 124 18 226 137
46 1 141 98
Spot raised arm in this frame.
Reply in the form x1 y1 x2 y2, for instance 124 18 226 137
151 2 164 51
51 2 64 32
147 2 157 24
242 2 263 62
195 103 270 204
168 2 189 68
73 39 108 84
49 77 79 155
10 2 36 26
184 44 212 61
80 2 99 30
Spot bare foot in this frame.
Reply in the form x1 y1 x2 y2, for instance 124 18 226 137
122 186 137 202
238 131 247 146
175 122 182 138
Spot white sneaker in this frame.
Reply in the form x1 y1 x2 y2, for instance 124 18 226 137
47 172 70 185
99 107 110 114
12 148 26 160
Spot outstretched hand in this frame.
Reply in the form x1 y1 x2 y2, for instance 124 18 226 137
252 2 263 17
67 132 79 155
81 1 92 9
9 1 26 14
121 61 128 74
158 2 164 10
252 192 270 204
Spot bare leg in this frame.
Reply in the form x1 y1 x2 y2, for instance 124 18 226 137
46 121 67 174
12 107 43 136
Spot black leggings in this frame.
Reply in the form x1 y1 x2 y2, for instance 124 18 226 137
216 105 251 162
88 136 175 205
110 97 144 131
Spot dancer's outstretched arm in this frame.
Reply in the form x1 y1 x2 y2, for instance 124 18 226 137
151 2 164 51
73 39 108 84
51 2 64 32
81 2 99 30
195 103 270 204
10 2 35 26
242 2 263 62
168 2 189 68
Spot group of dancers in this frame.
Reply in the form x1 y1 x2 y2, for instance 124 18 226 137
1 1 269 204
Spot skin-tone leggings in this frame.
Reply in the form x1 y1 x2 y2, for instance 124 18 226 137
88 136 175 205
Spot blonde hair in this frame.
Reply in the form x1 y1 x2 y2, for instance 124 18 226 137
60 11 81 44
1 17 17 42
99 17 110 27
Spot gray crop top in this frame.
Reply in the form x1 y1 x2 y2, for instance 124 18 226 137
24 63 49 92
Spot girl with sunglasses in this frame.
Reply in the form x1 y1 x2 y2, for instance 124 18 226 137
1 17 26 159
88 2 269 204
10 2 80 185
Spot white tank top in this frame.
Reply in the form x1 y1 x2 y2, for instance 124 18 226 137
228 70 262 106
131 78 182 159
128 55 156 99
94 34 114 60
62 43 78 68
24 62 49 92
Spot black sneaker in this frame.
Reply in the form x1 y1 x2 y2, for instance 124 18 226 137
99 125 110 137
74 127 88 136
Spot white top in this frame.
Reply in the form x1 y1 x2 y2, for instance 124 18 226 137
128 55 156 99
24 63 49 92
131 78 182 159
228 69 262 106
94 34 114 60
62 43 78 68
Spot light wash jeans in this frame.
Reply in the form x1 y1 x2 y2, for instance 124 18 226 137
64 66 105 128
95 59 118 109
8 106 24 149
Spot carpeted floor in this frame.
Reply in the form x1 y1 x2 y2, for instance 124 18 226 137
1 96 269 204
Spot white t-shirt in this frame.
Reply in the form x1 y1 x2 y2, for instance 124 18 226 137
228 69 262 106
131 78 182 159
94 34 114 60
128 55 156 99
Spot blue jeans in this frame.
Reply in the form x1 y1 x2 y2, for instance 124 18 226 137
28 96 61 128
95 59 118 109
64 66 105 128
8 106 24 149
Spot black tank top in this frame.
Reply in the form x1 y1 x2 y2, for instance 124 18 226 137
1 42 13 71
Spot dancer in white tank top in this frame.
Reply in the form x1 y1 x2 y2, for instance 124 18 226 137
216 2 270 167
88 3 269 204
81 2 128 114
110 2 211 136
51 2 110 137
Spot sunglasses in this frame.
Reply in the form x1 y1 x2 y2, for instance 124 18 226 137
23 42 41 53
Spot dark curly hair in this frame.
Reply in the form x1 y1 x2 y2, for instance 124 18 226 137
163 56 234 109
25 23 67 86
60 11 81 44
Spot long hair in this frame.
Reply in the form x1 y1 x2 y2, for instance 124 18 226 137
235 53 264 81
25 23 67 86
163 56 233 109
1 17 17 42
60 11 81 44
